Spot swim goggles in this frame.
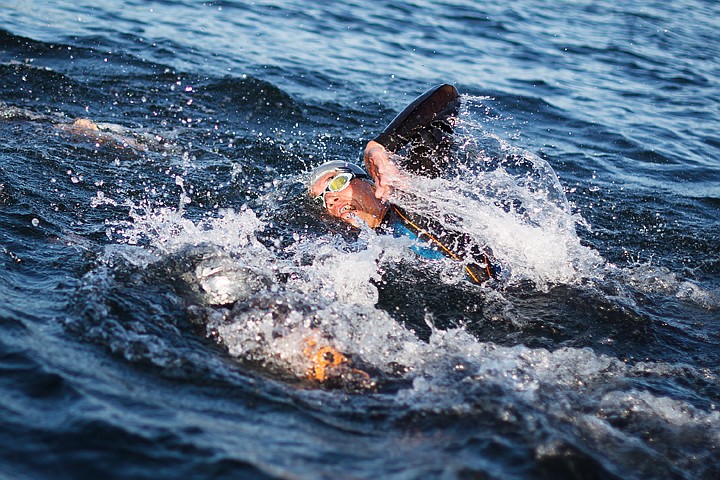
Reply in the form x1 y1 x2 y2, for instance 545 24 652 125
316 168 370 208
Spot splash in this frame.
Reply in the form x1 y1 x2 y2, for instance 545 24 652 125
85 123 718 477
619 262 720 309
389 96 605 290
103 195 410 383
94 93 616 387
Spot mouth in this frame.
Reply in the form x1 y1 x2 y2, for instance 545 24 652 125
338 203 357 218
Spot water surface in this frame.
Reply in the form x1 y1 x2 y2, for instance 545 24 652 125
1 1 718 479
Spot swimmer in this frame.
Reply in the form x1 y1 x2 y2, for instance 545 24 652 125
308 84 500 284
54 118 146 150
0 101 154 151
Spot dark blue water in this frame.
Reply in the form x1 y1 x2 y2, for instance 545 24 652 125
1 1 719 479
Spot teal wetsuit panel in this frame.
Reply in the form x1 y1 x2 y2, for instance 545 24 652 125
390 218 446 260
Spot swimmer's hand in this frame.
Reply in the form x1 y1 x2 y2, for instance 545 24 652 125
303 338 375 390
364 140 403 201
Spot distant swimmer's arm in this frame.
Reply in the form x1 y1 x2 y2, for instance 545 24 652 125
363 140 403 201
55 118 145 151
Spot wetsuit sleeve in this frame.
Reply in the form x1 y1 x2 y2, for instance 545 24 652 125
375 86 502 283
372 84 460 178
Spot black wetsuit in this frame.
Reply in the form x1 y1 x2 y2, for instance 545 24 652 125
372 84 500 283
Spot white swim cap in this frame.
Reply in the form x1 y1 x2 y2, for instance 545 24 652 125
306 161 370 193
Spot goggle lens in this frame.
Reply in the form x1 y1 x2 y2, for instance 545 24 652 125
327 173 353 193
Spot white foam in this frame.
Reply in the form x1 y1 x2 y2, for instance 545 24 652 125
85 94 718 479
102 92 614 377
386 102 606 290
620 263 720 309
103 191 719 477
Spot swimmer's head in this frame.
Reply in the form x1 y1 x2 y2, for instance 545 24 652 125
307 161 386 228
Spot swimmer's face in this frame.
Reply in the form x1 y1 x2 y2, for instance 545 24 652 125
311 171 386 229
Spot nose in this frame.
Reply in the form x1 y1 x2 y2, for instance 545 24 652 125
324 193 339 208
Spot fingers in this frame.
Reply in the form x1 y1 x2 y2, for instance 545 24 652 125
374 182 391 201
364 141 390 183
374 163 405 201
364 141 403 201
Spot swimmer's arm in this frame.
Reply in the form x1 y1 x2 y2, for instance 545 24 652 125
55 118 144 151
373 84 459 152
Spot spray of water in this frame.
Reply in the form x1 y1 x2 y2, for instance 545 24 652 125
96 91 613 383
94 92 718 394
388 95 606 290
80 98 718 474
